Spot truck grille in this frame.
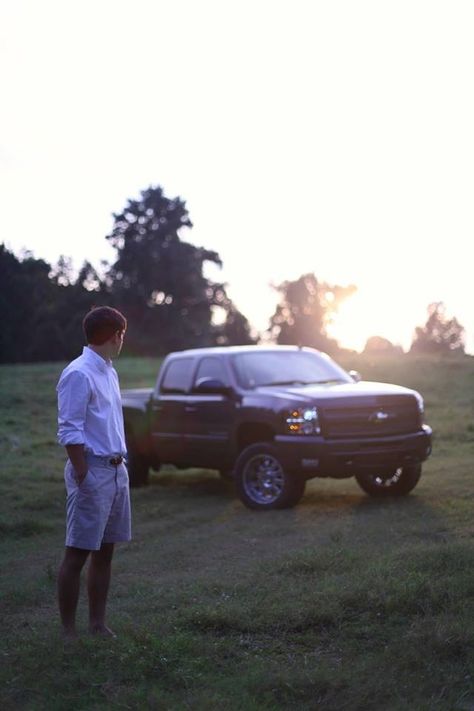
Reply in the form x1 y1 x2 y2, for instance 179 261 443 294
320 397 420 439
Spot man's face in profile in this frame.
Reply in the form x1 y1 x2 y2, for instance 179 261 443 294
114 329 125 356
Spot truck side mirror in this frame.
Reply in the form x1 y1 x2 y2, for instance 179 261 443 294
193 377 231 395
349 370 361 383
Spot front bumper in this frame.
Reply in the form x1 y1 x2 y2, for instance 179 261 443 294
274 425 433 479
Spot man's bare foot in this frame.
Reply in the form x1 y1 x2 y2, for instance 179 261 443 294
89 624 117 638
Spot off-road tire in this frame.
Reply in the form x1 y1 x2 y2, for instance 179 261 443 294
355 464 422 497
234 442 305 510
126 439 150 488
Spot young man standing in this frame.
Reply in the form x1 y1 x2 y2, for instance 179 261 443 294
56 306 131 638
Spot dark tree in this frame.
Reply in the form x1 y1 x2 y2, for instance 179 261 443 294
50 260 106 359
0 244 29 362
1 183 260 362
0 245 104 363
268 273 356 353
105 186 229 354
49 255 74 287
364 336 404 355
216 305 257 346
0 246 61 362
410 302 465 354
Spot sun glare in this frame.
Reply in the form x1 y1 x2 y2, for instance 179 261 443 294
328 289 412 353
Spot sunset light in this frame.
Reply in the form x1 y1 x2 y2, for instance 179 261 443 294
327 288 428 354
1 0 473 353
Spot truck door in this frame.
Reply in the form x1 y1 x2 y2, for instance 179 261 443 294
184 356 235 470
150 356 196 465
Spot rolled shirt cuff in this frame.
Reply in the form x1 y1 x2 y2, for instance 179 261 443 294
57 430 85 446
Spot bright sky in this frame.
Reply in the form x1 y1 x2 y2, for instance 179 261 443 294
1 0 472 353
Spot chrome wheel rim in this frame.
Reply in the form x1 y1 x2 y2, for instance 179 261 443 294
242 454 285 504
369 467 403 488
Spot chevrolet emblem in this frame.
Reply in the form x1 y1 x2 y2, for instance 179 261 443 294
369 410 390 423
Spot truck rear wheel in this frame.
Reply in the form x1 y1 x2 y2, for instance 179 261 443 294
355 464 421 497
234 443 305 510
125 436 150 488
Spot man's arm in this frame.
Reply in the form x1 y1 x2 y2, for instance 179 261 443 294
57 369 91 484
65 444 88 485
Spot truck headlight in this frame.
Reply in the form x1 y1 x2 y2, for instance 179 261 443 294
285 407 321 435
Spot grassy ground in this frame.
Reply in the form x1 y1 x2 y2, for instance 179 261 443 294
0 352 473 710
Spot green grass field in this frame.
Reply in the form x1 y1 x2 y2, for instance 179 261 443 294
1 352 473 710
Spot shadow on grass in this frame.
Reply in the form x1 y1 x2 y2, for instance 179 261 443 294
140 470 450 550
148 468 235 500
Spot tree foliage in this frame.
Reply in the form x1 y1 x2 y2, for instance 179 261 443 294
364 336 403 355
268 273 356 353
104 186 241 354
0 246 101 363
0 184 257 363
216 305 257 346
410 302 465 354
16 186 471 364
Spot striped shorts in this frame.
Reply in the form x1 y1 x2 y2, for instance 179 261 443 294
64 456 132 551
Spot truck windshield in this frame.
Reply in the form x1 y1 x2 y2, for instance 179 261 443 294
231 351 352 390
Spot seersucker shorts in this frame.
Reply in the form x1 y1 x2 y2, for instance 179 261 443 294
64 457 132 551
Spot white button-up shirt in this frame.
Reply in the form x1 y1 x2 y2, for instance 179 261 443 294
57 346 126 456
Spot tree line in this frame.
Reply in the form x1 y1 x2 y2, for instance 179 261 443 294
0 185 466 364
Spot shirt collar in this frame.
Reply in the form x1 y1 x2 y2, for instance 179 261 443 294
83 346 112 372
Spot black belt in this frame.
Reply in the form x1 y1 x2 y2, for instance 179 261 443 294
86 453 125 467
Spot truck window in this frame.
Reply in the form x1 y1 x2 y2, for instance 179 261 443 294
193 357 229 387
160 358 195 393
231 351 350 389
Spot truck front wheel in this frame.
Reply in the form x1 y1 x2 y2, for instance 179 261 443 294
234 443 305 510
355 464 421 497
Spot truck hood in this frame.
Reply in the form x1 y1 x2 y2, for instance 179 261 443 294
255 380 419 405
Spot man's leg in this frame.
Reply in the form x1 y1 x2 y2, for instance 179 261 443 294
87 541 115 636
58 546 90 637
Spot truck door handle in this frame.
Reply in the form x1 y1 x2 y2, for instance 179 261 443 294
185 406 197 413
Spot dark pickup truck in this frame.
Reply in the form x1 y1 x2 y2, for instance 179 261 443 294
121 345 432 510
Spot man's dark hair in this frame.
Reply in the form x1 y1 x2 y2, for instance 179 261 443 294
83 307 127 345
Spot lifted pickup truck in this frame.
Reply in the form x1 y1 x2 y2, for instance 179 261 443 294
121 346 432 510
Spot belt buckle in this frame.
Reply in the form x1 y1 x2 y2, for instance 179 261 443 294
109 456 123 466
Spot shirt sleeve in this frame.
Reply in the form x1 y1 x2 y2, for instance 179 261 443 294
57 369 91 446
